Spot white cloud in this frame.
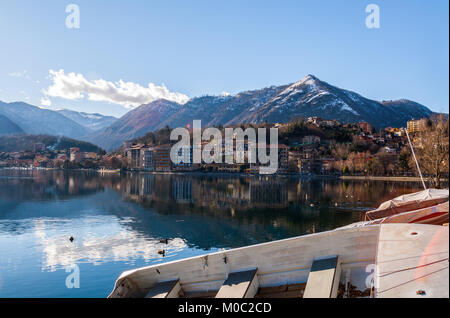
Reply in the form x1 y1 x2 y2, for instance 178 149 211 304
42 69 189 108
40 97 52 106
33 218 188 271
9 70 31 80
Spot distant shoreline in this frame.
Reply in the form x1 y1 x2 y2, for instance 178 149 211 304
339 175 448 182
1 167 448 184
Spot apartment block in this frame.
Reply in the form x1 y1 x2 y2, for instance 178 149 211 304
407 118 427 133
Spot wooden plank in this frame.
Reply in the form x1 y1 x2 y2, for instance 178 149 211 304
257 284 288 295
215 269 258 298
184 290 218 298
303 256 341 298
109 226 379 297
145 279 181 298
256 283 306 298
255 289 304 298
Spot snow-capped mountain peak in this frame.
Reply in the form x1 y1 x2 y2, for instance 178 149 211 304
86 75 435 150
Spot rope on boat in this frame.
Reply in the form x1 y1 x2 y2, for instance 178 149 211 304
404 128 427 190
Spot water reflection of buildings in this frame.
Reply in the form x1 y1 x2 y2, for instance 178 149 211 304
122 174 294 211
121 174 395 216
172 178 192 203
250 178 288 208
0 170 112 201
122 174 253 210
1 169 429 252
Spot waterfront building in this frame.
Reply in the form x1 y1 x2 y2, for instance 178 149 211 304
217 164 242 173
298 152 315 174
141 148 155 171
288 150 302 173
127 144 144 170
320 158 335 174
407 118 427 133
154 144 172 172
123 141 133 154
249 144 289 174
70 147 84 162
172 145 193 171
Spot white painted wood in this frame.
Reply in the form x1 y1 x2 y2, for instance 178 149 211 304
145 279 181 298
215 269 258 298
108 224 449 298
375 224 449 298
109 226 378 297
303 256 341 298
109 278 141 298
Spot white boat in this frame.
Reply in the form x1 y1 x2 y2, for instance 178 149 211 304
334 189 449 230
364 189 449 222
109 223 449 298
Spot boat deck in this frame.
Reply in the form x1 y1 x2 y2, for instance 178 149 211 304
109 223 449 299
375 223 449 298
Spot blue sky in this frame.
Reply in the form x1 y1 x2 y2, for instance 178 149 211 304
0 0 448 117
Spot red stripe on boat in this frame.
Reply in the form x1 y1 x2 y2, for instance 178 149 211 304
410 212 448 223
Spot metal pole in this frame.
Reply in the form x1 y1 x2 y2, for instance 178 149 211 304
405 128 427 190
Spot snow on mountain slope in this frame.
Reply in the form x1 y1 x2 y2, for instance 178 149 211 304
86 75 436 150
57 109 117 132
0 101 89 138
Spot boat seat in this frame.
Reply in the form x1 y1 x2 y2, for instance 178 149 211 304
303 255 341 298
145 279 181 298
215 269 259 298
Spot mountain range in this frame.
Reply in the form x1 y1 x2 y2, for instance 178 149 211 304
0 114 24 135
0 75 439 151
87 75 435 150
56 109 117 132
0 101 117 138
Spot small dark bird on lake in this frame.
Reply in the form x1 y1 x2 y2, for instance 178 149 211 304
159 239 168 244
69 236 74 243
158 249 165 256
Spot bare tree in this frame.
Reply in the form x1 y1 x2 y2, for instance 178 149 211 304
398 147 411 175
414 115 449 189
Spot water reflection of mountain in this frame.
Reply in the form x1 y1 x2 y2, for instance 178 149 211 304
116 173 424 248
0 170 425 250
0 170 120 202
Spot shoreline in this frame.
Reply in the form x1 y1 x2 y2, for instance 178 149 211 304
1 167 448 183
339 175 448 182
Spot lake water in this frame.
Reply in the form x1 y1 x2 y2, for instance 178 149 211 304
0 169 425 298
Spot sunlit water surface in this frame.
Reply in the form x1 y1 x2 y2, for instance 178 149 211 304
0 169 425 297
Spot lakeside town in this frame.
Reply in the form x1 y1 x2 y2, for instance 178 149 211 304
1 0 449 302
1 116 447 182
